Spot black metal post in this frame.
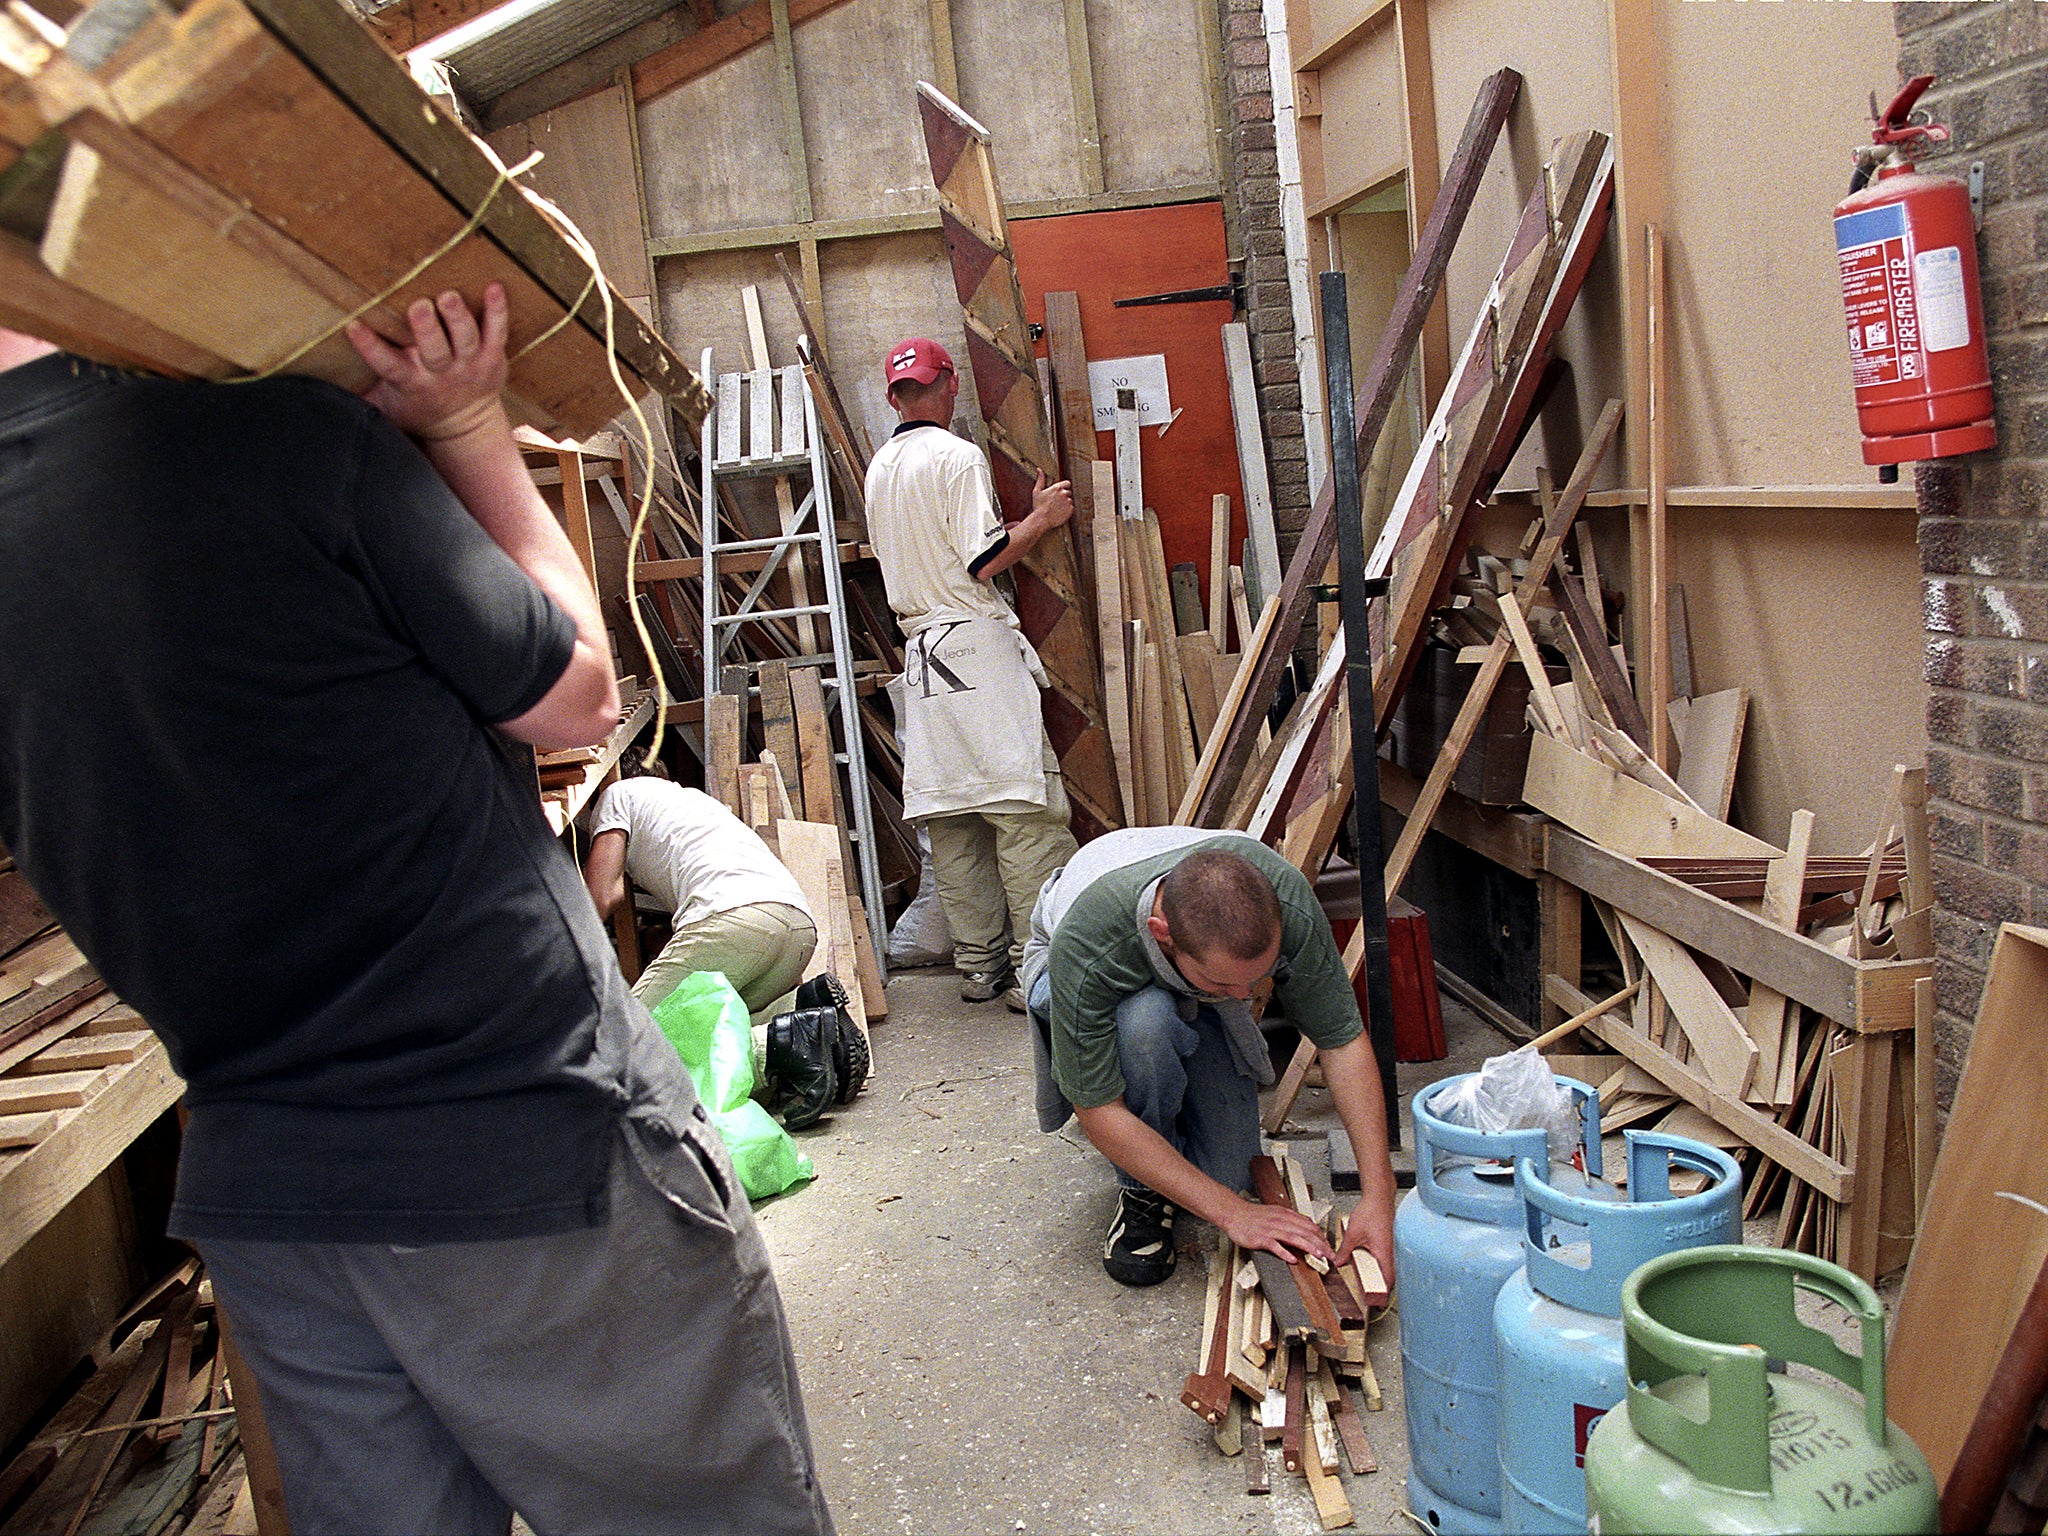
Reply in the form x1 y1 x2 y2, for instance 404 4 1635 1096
1319 270 1400 1147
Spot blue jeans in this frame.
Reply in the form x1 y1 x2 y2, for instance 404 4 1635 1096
1032 975 1262 1195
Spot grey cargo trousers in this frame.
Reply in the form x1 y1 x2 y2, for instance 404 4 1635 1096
199 1076 833 1534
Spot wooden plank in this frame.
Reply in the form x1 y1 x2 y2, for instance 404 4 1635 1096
1137 512 1200 794
1393 0 1445 396
1544 829 1926 1033
703 692 743 816
1221 322 1280 604
1892 924 2048 1481
109 0 670 433
1089 461 1135 824
1616 915 1758 1098
1177 586 1282 823
1058 0 1103 195
1673 688 1748 822
776 820 870 1059
40 137 359 379
17 1031 148 1075
232 0 707 431
787 666 839 830
1208 494 1232 647
1748 808 1814 1106
1178 633 1223 747
0 1071 99 1115
1548 975 1849 1202
1550 560 1652 747
756 661 803 819
1645 224 1672 767
1043 290 1099 550
1523 733 1779 861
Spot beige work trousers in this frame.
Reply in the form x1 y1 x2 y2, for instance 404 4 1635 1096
632 900 818 1018
924 773 1078 976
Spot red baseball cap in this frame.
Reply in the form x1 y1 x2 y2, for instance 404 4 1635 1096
884 337 955 388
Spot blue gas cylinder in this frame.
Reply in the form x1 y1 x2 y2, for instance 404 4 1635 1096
1493 1130 1744 1535
1396 1074 1613 1534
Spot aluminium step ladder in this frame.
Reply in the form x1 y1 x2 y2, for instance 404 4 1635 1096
698 351 886 971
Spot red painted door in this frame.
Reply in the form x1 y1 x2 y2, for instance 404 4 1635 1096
1009 202 1248 603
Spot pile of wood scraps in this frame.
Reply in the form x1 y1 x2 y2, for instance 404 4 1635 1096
0 862 180 1275
0 0 705 439
1526 730 1934 1278
0 1259 261 1536
1181 1148 1389 1529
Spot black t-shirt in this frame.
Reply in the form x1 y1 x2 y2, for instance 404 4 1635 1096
0 354 636 1243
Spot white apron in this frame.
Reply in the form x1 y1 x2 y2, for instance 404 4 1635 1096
898 614 1049 820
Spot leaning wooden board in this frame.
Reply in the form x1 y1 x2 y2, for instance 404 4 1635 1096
916 82 1117 840
1890 923 2048 1483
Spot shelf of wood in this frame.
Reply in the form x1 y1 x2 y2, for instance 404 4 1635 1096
1504 484 1918 511
541 689 656 836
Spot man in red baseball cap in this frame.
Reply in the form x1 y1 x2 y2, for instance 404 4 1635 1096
865 335 1077 1012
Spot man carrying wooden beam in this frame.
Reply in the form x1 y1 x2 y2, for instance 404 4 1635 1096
0 293 834 1534
1019 829 1398 1289
866 336 1078 1011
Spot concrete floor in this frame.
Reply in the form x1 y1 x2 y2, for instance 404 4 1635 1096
754 968 1505 1536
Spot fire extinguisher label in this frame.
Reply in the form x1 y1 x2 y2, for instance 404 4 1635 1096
1914 246 1972 352
1836 202 1920 388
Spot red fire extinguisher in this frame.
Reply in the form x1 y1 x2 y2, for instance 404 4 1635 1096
1834 75 1995 476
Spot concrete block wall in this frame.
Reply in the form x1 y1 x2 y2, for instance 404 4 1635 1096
1217 0 1313 565
1896 0 2048 1095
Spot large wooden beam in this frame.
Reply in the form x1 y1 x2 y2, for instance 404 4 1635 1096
1188 68 1520 827
235 0 711 429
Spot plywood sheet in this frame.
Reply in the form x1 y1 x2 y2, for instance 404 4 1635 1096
1086 0 1214 192
1661 0 1894 484
1671 506 1924 856
637 42 799 237
791 0 938 225
653 245 794 385
486 82 652 301
949 0 1083 204
1891 924 2048 1484
817 229 968 449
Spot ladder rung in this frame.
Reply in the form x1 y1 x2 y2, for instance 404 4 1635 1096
708 532 826 555
714 453 813 478
712 604 834 624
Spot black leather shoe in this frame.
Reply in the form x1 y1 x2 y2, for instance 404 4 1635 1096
766 1006 837 1129
794 973 866 1104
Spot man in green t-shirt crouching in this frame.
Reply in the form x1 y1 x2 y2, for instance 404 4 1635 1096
1020 827 1399 1288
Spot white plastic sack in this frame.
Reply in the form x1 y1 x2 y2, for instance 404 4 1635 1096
1428 1044 1580 1164
887 824 954 967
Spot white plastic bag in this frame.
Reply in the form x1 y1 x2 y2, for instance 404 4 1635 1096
1428 1045 1580 1164
887 825 954 967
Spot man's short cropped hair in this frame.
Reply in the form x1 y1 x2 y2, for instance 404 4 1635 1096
1159 849 1282 962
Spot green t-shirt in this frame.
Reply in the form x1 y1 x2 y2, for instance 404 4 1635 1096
1043 833 1362 1109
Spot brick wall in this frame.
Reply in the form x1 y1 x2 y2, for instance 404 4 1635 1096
1895 1 2048 1098
1217 0 1313 568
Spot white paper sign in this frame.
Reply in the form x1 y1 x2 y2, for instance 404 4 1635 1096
1087 354 1173 430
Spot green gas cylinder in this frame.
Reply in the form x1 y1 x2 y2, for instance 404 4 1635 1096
1583 1246 1935 1535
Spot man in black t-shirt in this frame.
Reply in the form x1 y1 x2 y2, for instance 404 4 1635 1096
0 291 833 1534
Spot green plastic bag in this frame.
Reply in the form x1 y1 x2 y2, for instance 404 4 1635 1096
649 970 813 1201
